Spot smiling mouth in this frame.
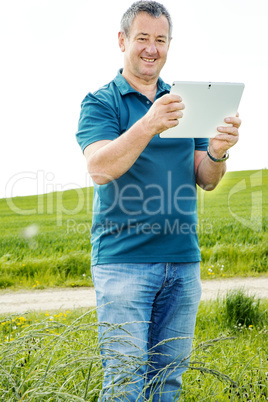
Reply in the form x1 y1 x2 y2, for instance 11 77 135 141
141 57 156 63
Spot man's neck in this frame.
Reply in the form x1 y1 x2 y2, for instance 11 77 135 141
122 70 158 103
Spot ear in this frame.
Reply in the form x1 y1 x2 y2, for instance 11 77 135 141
167 37 173 51
118 31 126 52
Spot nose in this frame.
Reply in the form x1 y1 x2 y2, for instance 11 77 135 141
146 41 157 55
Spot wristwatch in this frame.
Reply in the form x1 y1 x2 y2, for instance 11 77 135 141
207 147 229 162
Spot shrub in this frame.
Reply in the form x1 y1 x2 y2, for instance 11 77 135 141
223 289 266 329
0 276 15 289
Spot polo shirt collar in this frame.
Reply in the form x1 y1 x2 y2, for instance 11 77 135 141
114 69 170 97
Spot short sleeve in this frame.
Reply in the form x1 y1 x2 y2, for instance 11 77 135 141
194 137 209 151
76 92 120 153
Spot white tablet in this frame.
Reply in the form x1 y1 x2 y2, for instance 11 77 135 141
159 81 245 138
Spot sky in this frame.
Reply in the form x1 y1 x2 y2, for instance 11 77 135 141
0 0 267 199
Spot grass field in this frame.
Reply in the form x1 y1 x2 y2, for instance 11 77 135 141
0 292 267 401
0 169 267 290
0 169 267 400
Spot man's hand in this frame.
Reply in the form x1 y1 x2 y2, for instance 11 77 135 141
209 113 241 159
142 94 185 138
85 94 184 185
195 113 241 191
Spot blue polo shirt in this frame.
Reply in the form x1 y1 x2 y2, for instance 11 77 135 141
76 70 208 264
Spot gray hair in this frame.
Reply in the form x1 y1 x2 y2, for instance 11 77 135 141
120 1 173 38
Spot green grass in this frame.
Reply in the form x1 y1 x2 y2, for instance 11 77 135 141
0 169 267 289
182 294 268 401
0 187 94 289
1 293 267 401
198 169 267 278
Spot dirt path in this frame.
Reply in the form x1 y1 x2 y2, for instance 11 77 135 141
0 277 267 315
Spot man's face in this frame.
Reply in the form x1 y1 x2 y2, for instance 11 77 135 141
119 12 171 84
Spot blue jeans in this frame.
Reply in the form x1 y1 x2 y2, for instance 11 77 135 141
91 262 202 401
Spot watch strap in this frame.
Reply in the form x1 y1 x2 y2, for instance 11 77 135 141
207 147 229 162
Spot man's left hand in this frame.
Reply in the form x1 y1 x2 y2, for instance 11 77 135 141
209 113 241 158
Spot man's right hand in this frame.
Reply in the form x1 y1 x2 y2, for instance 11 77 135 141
142 94 185 138
84 94 184 185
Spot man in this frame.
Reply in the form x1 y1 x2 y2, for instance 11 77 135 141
76 1 241 400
